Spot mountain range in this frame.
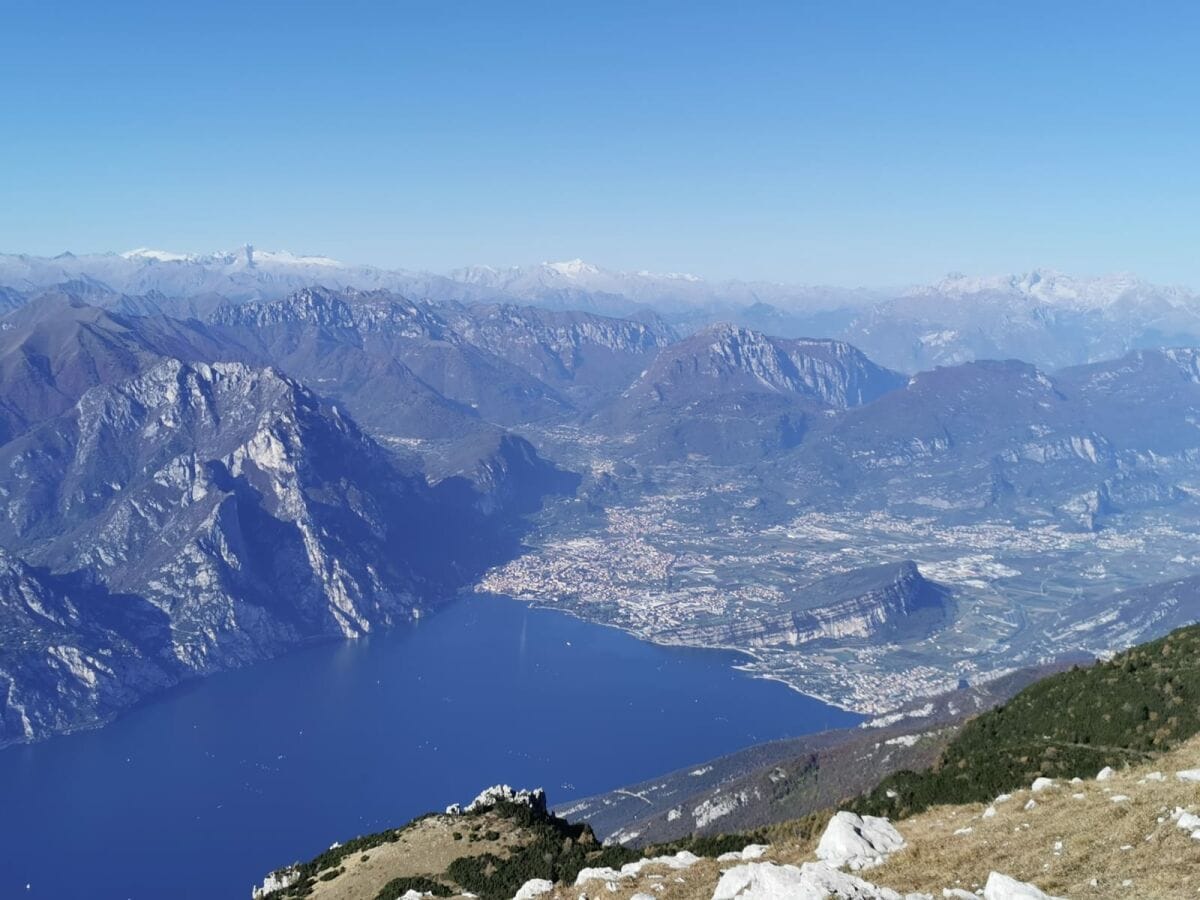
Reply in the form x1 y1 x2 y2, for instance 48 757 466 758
0 291 583 745
5 248 1200 371
5 251 1200 748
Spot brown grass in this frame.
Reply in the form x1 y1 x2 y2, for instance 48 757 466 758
308 812 526 900
315 738 1200 900
867 736 1200 898
545 736 1200 900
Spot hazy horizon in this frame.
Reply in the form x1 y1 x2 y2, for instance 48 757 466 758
4 242 1195 294
4 2 1200 285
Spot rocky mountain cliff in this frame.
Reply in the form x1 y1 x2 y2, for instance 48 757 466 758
622 324 904 410
0 292 236 443
444 303 675 405
0 293 581 746
211 287 676 430
666 562 951 649
0 357 518 745
781 350 1200 527
599 323 905 462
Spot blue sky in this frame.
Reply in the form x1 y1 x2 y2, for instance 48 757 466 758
2 1 1198 285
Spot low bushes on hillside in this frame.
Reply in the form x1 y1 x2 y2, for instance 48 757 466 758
853 623 1200 819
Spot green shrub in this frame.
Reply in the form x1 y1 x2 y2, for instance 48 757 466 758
850 623 1200 820
444 801 639 900
375 875 453 899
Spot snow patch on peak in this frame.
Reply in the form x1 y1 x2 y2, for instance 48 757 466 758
121 248 197 263
121 246 344 268
249 248 344 268
921 268 1192 311
636 269 702 282
544 258 601 278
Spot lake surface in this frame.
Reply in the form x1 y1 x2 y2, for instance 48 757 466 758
0 596 859 899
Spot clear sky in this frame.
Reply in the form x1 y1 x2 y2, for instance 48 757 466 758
2 1 1198 285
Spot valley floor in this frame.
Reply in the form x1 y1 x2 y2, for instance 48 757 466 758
481 447 1200 716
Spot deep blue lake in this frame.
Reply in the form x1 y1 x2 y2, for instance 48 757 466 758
0 596 859 900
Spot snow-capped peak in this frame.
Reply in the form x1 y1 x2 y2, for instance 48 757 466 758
544 259 601 278
637 269 702 282
120 246 344 269
120 248 198 263
920 268 1191 310
247 248 343 268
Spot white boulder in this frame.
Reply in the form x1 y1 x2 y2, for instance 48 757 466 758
514 879 555 900
574 867 623 886
816 811 906 871
574 851 700 886
1172 808 1200 839
711 860 929 900
622 851 701 876
1030 778 1055 793
1096 766 1116 781
1176 769 1200 783
983 872 1065 900
717 845 770 862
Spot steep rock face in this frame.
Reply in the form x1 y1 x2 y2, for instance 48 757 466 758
0 550 175 744
599 324 903 463
624 324 904 410
213 286 448 339
0 286 26 314
446 303 675 403
432 433 582 517
0 359 504 745
786 351 1200 525
211 288 572 429
770 562 952 646
668 563 951 649
0 291 235 443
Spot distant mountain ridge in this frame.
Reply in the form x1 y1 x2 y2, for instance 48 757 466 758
7 260 1200 750
4 248 1199 370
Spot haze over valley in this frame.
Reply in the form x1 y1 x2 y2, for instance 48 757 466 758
3 248 1200 747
